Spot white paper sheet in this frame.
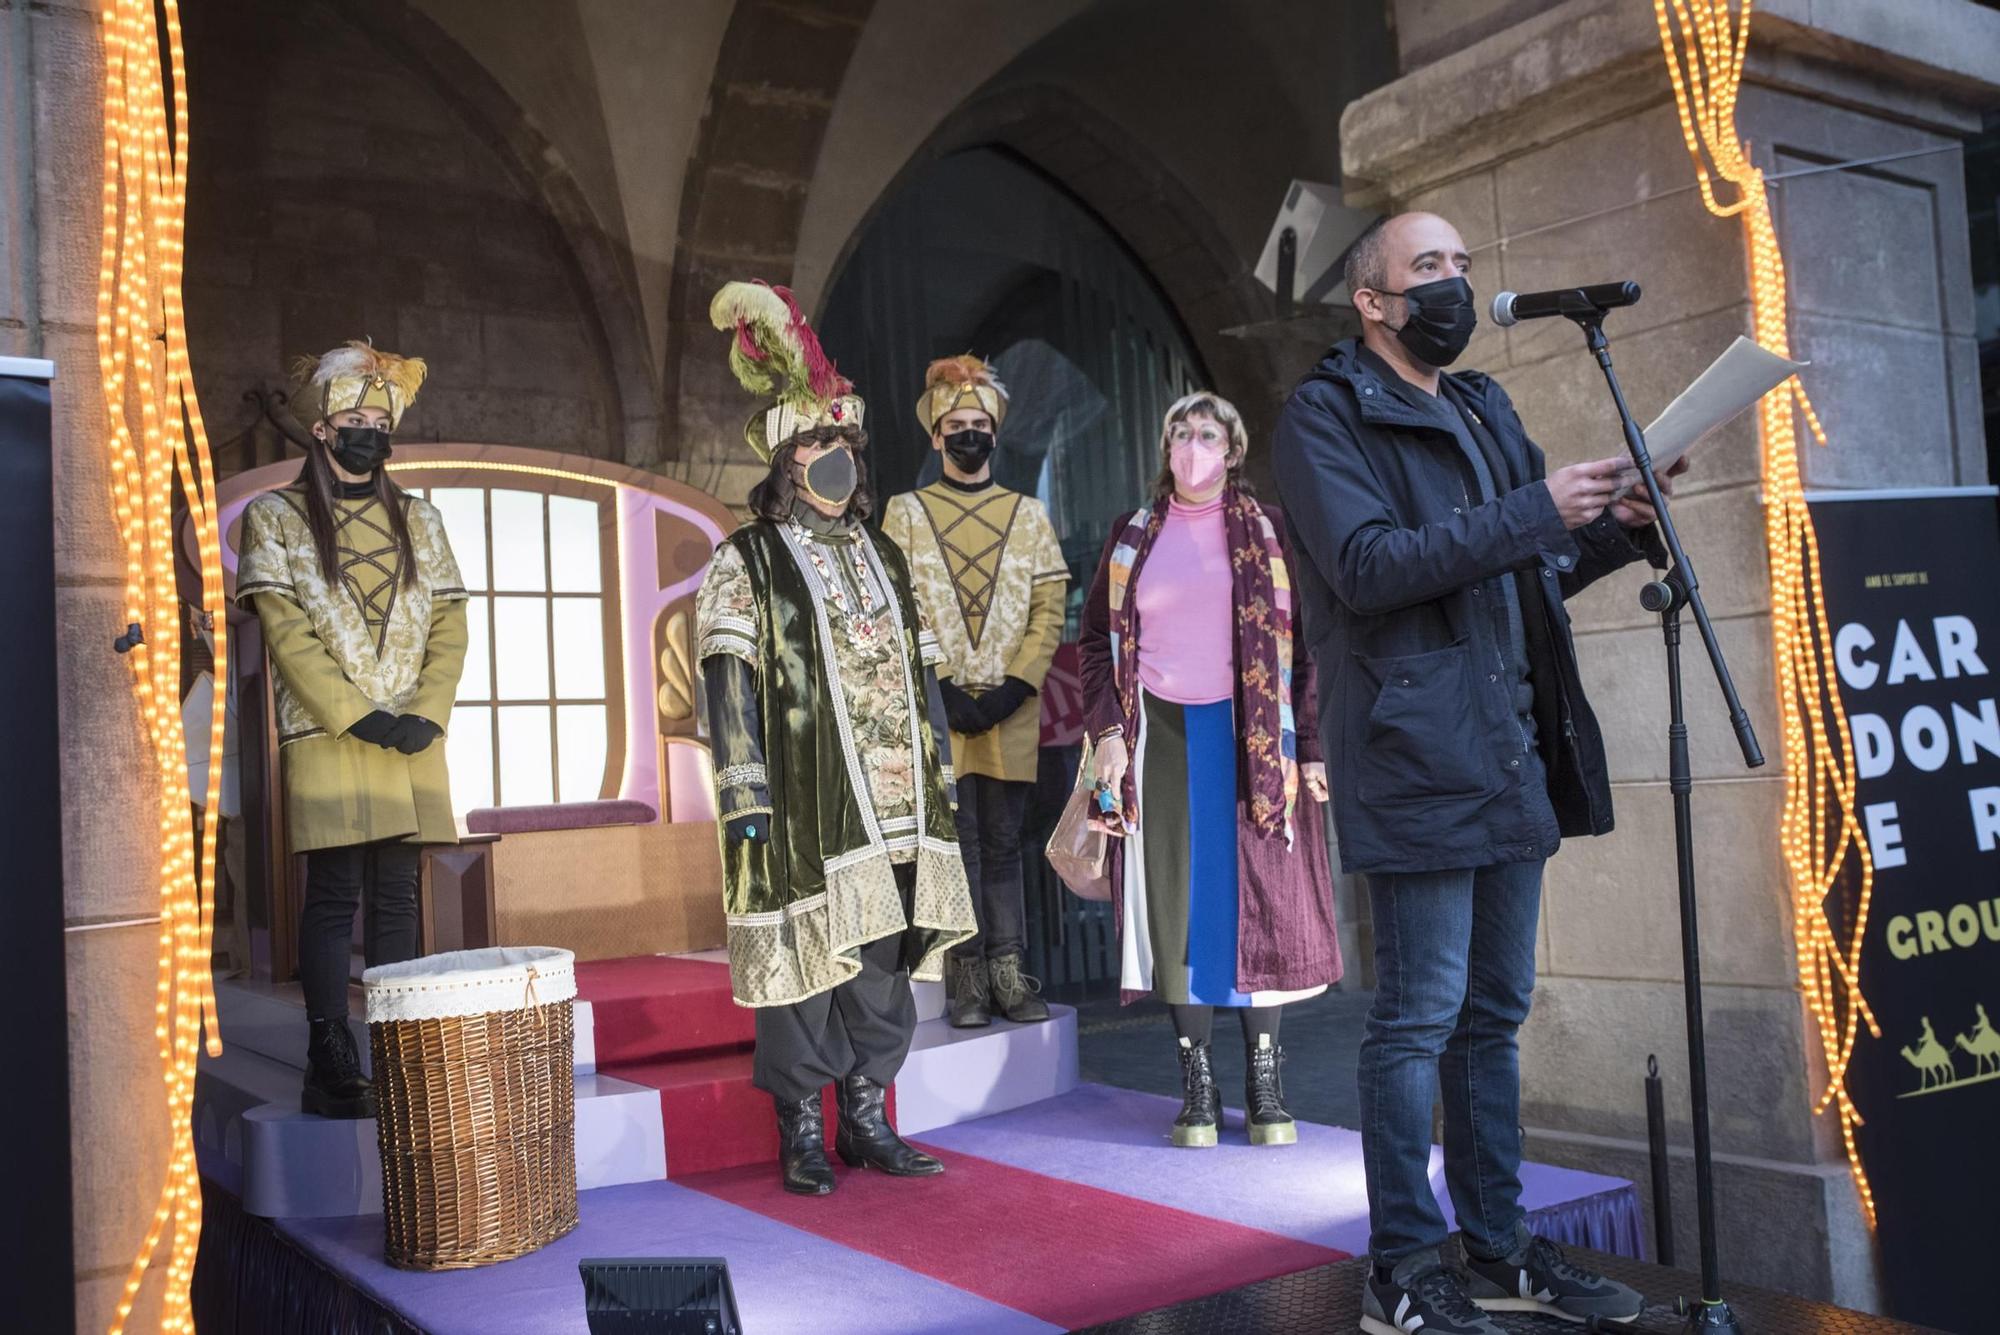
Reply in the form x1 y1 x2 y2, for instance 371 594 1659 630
1614 336 1805 496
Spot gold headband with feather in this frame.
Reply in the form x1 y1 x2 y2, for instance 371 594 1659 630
916 354 1008 434
291 340 428 430
709 280 863 463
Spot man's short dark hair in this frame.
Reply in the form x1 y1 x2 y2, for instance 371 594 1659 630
1343 214 1393 299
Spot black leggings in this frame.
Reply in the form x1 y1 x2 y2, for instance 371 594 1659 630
1169 1003 1282 1046
298 839 421 1022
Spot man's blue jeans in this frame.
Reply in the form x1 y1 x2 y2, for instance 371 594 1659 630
1359 856 1543 1268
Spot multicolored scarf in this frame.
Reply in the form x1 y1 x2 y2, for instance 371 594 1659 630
1105 487 1298 841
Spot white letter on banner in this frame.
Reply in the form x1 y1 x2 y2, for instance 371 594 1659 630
1935 616 1988 680
1955 699 2000 766
1901 707 1950 773
1887 621 1937 685
1850 714 1894 780
1865 801 1907 869
1836 624 1878 691
1972 787 2000 853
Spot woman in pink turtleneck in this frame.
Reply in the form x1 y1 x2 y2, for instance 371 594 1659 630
1078 391 1342 1151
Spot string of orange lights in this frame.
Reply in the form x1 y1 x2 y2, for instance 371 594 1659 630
1652 0 1880 1226
96 0 225 1329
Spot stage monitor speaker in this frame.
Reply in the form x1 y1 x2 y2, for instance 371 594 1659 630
1253 180 1377 308
579 1257 742 1334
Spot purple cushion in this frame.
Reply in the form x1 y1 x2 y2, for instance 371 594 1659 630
464 799 658 836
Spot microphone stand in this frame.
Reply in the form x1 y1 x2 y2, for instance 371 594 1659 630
1565 303 1763 1335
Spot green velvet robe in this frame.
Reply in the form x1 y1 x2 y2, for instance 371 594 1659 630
695 518 975 1008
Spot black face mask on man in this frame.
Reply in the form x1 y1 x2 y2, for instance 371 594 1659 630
799 445 857 510
941 428 996 473
326 425 392 475
1379 275 1478 368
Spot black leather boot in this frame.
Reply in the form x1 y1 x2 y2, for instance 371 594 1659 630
775 1091 836 1196
834 1075 943 1176
1172 1037 1219 1148
1245 1034 1297 1146
302 1018 375 1120
987 953 1050 1024
946 955 991 1029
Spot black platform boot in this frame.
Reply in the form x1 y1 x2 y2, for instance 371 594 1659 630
302 1018 375 1120
1244 1034 1297 1146
775 1091 836 1196
987 953 1050 1024
946 955 991 1029
834 1075 943 1176
1172 1037 1219 1148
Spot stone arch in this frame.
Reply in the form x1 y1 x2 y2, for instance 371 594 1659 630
332 0 660 464
815 84 1294 450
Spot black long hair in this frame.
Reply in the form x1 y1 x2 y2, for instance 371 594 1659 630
299 435 419 590
748 424 876 525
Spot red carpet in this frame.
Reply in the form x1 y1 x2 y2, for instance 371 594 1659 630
575 955 753 1065
679 1145 1348 1329
576 954 894 1177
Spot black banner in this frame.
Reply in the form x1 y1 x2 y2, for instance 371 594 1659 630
1811 489 2000 1333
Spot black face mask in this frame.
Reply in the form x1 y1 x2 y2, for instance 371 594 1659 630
326 425 392 475
1380 276 1478 368
941 428 996 473
800 446 857 509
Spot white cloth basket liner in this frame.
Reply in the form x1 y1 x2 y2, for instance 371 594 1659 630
363 946 577 1023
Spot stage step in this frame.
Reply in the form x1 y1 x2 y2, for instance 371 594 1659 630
214 976 598 1076
193 1045 667 1218
200 954 1075 1215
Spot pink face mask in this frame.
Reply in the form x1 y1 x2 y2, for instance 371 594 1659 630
1169 440 1227 494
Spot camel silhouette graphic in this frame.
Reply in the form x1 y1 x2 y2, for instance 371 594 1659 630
1901 1016 1955 1091
1955 1004 2000 1077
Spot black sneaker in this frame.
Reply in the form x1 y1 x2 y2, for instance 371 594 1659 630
1461 1233 1644 1325
1360 1264 1506 1335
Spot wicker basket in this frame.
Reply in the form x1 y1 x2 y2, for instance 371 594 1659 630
363 946 580 1270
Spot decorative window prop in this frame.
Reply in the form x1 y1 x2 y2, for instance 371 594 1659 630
1654 0 1879 1224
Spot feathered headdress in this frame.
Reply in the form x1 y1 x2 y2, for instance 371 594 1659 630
709 280 864 462
290 339 428 430
916 354 1009 434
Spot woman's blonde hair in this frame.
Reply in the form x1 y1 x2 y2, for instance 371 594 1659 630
1150 390 1252 502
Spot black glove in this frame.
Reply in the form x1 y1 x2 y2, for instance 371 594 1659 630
390 714 444 755
974 676 1035 730
347 709 401 748
939 678 991 736
725 812 769 844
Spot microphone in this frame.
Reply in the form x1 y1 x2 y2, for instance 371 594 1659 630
1490 281 1642 327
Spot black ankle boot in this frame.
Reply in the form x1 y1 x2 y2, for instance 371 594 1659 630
1172 1037 1219 1148
1245 1035 1297 1146
775 1092 836 1196
834 1075 943 1176
947 955 991 1029
302 1018 374 1120
987 953 1050 1024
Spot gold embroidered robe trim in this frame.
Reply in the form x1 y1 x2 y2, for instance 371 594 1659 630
882 483 1068 783
237 486 469 850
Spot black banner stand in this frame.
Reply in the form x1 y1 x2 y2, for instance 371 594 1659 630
1 357 75 1332
1559 296 1766 1335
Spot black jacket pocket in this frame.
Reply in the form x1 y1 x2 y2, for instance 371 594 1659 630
1356 644 1498 805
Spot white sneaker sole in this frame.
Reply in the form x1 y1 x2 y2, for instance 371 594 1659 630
1473 1296 1640 1324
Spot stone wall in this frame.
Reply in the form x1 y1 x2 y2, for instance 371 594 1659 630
179 0 624 470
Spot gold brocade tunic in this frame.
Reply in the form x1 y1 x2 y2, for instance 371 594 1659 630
236 485 469 851
881 482 1067 783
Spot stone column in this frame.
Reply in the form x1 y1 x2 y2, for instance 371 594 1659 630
1339 0 1997 1308
5 3 172 1329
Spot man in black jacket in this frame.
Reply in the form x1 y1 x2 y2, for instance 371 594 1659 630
1272 212 1681 1335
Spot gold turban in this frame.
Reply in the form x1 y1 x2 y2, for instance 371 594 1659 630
915 355 1008 435
291 340 427 430
709 279 864 463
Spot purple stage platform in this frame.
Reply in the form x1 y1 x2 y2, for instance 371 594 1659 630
260 1083 1641 1334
